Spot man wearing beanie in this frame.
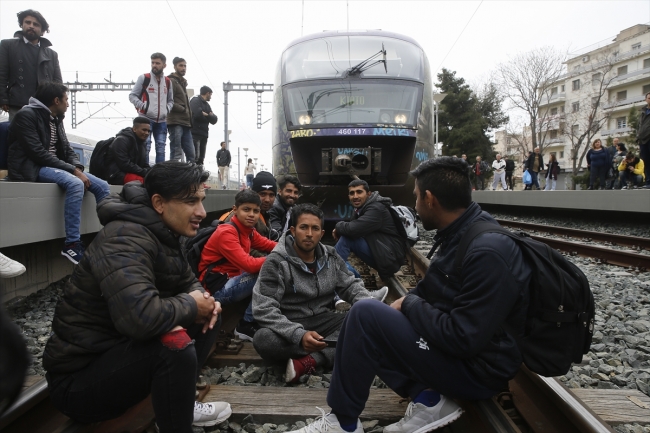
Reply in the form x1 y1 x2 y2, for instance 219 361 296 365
220 171 281 255
167 57 195 162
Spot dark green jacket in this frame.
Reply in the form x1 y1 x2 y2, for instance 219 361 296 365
43 183 203 374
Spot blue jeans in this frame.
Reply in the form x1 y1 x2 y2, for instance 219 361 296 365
328 300 498 424
246 174 254 188
37 167 110 244
335 236 376 269
619 171 644 187
529 171 540 189
168 125 195 163
213 272 258 322
145 121 168 163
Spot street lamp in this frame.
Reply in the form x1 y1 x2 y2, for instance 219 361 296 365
243 148 249 187
432 93 447 157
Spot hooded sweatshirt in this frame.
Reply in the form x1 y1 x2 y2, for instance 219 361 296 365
43 183 203 374
335 191 407 276
106 127 150 184
252 233 370 344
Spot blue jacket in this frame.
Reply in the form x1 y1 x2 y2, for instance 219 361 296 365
586 148 610 168
401 202 531 391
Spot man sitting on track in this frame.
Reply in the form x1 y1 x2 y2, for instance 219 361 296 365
332 179 407 280
291 157 532 433
43 162 231 433
252 203 388 383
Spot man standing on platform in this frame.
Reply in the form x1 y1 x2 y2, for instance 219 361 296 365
190 86 218 166
504 155 515 191
217 141 231 190
129 53 173 163
525 147 544 190
491 154 508 191
167 57 195 163
637 92 650 188
471 156 488 190
0 9 62 121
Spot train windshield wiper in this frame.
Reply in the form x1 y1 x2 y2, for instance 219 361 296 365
344 44 387 77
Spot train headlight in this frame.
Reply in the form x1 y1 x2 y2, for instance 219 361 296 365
394 113 407 124
298 115 312 125
380 113 391 123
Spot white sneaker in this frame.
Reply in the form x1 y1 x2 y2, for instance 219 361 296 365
193 401 232 427
290 408 362 433
370 286 389 303
0 253 26 278
384 396 463 433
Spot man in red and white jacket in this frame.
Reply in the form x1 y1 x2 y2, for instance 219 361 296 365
198 189 277 341
128 52 174 163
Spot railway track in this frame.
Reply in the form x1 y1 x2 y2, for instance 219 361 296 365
495 219 650 271
3 247 648 432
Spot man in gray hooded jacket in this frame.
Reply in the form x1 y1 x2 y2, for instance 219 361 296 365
252 203 387 384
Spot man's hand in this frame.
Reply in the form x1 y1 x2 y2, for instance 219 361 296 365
189 290 217 325
390 296 405 312
1 105 9 112
301 331 327 352
73 168 91 190
628 165 635 171
332 228 339 241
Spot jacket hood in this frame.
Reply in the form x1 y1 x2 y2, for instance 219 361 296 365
272 232 329 273
27 96 51 111
97 182 180 248
12 31 53 47
359 191 392 212
116 127 144 144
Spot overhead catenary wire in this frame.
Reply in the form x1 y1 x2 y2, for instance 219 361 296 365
435 0 483 73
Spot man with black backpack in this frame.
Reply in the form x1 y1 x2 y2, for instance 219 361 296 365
98 116 151 184
332 180 406 280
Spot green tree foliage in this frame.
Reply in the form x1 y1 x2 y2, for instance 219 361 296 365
435 69 508 159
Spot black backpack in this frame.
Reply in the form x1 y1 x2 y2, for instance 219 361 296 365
88 137 115 180
454 222 595 377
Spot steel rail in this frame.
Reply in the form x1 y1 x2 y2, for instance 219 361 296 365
495 219 650 250
0 378 49 430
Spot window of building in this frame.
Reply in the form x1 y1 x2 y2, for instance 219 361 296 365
592 73 602 85
633 43 641 50
617 90 627 101
561 85 565 92
592 96 599 108
643 84 650 95
506 137 512 145
644 58 650 69
617 65 628 76
572 79 580 91
560 105 565 113
551 107 558 115
572 124 579 135
617 117 627 129
560 151 564 159
572 102 580 112
551 86 558 95
550 130 558 139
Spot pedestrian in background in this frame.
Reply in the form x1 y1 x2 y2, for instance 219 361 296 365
471 156 488 190
525 148 544 190
190 86 218 166
636 92 650 188
216 141 231 190
544 153 559 191
491 154 507 190
586 139 610 190
504 155 515 191
610 141 627 189
244 158 256 188
167 57 195 163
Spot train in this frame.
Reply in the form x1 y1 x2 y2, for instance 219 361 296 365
271 30 436 220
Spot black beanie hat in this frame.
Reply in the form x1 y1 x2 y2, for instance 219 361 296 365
252 171 277 194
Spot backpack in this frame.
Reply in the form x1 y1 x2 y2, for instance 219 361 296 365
388 205 419 246
139 73 171 112
88 137 116 180
454 222 595 377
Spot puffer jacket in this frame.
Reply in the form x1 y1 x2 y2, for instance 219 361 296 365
166 72 192 127
43 183 203 374
106 127 150 184
335 191 406 276
252 233 370 344
0 31 62 107
401 202 531 392
7 97 82 181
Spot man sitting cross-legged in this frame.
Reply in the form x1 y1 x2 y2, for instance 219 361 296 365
198 189 277 342
290 157 532 433
252 203 388 383
43 162 231 433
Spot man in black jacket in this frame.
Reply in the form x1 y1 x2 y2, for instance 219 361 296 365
216 141 231 190
291 157 531 433
525 147 544 190
637 92 650 188
168 57 195 163
471 156 488 190
190 86 217 166
43 163 231 433
105 117 151 185
333 180 406 279
7 82 110 265
0 9 62 120
268 174 302 234
504 155 515 191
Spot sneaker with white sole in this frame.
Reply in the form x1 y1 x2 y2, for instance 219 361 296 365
0 253 26 278
289 407 362 433
61 242 85 265
384 396 463 433
370 286 389 303
193 401 232 427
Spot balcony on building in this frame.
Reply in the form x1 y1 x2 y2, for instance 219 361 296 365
607 65 650 90
600 126 633 136
605 93 646 111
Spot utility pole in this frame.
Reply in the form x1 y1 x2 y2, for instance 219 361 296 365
223 82 273 150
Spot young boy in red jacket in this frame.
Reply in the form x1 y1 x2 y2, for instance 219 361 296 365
198 189 277 341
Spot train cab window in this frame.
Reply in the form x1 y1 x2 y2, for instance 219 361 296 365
283 36 424 83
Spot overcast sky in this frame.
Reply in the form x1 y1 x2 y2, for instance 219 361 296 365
1 0 647 177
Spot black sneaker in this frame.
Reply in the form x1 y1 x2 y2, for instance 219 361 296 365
234 320 259 342
61 242 85 265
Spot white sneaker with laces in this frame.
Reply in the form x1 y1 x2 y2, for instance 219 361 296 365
370 286 389 303
0 253 26 278
193 401 232 427
289 408 362 433
384 396 463 433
